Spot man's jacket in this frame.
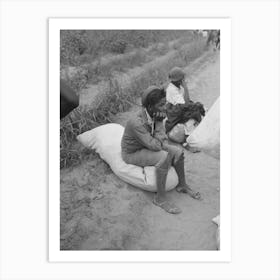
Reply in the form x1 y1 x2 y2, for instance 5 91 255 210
121 109 166 154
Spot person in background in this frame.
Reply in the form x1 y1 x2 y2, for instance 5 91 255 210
166 67 191 107
121 86 201 215
165 67 205 146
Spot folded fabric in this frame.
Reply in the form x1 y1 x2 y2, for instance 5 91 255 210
77 123 178 192
165 101 205 134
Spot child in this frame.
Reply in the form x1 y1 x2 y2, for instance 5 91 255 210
166 67 191 107
165 67 205 145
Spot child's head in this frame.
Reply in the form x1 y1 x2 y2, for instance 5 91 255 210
168 67 185 86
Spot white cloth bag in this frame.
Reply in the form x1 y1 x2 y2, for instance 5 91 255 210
187 97 220 159
77 123 178 192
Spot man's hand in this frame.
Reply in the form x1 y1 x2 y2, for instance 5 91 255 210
154 133 168 143
181 79 190 104
153 111 166 121
154 120 168 143
181 79 187 88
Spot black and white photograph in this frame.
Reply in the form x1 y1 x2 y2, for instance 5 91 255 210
1 0 280 279
49 18 231 262
57 23 224 253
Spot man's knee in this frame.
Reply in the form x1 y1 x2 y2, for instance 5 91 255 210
155 150 170 169
168 145 184 165
157 150 169 163
168 144 183 157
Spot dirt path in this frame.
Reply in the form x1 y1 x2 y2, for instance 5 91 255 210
60 50 220 250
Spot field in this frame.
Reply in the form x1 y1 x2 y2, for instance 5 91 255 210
60 30 220 250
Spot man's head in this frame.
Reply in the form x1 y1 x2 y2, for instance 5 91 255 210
169 67 185 87
141 86 166 119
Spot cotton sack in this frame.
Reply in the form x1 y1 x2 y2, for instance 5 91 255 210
77 123 178 192
187 97 220 159
212 215 220 250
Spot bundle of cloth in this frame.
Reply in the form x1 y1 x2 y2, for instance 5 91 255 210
165 101 206 144
165 101 205 134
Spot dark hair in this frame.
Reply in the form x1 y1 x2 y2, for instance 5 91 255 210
142 88 166 109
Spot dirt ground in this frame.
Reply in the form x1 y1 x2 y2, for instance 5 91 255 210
60 49 220 250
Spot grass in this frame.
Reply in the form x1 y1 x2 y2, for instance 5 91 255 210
86 49 148 85
60 36 208 169
60 31 199 92
61 30 195 67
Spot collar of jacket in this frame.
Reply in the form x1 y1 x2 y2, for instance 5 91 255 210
141 108 155 135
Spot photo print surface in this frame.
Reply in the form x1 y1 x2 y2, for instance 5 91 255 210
49 18 231 262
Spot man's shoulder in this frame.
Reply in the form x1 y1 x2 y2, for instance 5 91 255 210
126 111 145 128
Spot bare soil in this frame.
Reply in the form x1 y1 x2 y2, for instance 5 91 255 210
60 49 220 250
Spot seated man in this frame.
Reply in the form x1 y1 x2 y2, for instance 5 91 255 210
121 86 201 214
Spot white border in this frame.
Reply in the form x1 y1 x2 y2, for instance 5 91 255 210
49 18 231 262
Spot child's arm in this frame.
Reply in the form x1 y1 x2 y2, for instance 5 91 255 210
182 80 191 105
